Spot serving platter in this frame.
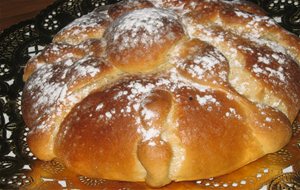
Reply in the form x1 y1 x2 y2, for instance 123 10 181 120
0 0 300 189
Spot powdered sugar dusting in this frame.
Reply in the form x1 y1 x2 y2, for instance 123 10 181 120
59 8 109 33
95 103 104 111
141 107 156 121
173 43 228 83
137 127 160 142
251 52 287 84
196 94 220 109
71 58 101 78
24 57 104 131
225 107 242 120
245 35 287 55
106 8 181 51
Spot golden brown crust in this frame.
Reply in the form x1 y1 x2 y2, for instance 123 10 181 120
54 87 146 181
173 88 263 179
22 0 299 187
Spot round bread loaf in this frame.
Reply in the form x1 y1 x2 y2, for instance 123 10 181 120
22 0 300 187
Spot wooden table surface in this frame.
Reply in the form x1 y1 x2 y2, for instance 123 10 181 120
0 0 56 31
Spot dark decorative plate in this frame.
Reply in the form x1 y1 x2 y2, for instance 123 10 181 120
0 0 300 189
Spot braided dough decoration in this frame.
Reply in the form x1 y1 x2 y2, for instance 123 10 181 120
22 0 300 187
